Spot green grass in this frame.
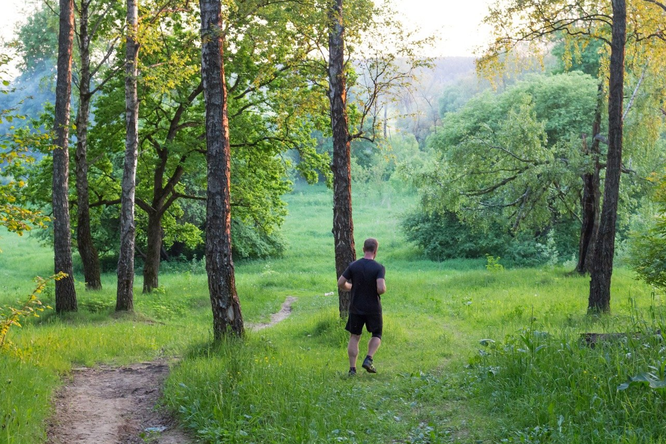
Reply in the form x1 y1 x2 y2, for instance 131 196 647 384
1 184 665 443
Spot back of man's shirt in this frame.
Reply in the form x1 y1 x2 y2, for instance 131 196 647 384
342 258 385 315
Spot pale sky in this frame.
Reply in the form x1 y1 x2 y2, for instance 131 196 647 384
0 0 494 58
0 0 27 43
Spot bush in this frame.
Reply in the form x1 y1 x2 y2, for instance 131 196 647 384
231 219 286 260
402 211 508 261
629 173 666 290
629 218 666 289
401 211 577 267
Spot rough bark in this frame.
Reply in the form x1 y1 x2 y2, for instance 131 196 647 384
200 0 244 338
75 0 102 290
576 86 603 275
328 0 356 318
116 0 140 312
53 0 77 313
588 0 626 313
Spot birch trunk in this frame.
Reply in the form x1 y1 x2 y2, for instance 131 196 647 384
116 0 139 311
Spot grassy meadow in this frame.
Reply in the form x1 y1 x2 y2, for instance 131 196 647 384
2 183 666 443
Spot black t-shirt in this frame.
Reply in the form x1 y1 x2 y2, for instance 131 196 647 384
342 258 386 315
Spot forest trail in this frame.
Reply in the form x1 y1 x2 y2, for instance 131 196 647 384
47 360 190 444
47 296 298 444
248 296 297 331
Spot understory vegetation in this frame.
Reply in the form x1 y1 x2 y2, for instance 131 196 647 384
1 185 665 443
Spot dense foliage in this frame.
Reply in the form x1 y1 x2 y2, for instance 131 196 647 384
402 72 599 264
401 210 579 266
630 171 666 289
422 71 598 230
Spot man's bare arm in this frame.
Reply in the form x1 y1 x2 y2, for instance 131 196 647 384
338 275 352 291
377 278 386 295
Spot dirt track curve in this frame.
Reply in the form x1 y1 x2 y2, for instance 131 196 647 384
47 296 298 443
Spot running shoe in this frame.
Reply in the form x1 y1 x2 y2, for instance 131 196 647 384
362 356 376 373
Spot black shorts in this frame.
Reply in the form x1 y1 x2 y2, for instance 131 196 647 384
345 312 382 338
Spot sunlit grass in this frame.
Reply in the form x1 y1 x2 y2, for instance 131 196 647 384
1 184 663 443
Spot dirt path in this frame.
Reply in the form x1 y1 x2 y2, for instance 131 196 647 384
248 296 297 331
47 360 191 444
47 296 297 444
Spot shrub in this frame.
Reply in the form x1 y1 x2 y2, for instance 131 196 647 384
231 219 286 260
401 211 571 267
629 218 666 289
0 274 61 349
629 173 666 289
401 211 508 261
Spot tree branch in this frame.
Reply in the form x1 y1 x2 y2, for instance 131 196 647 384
643 0 666 12
623 60 649 121
167 82 203 142
462 173 523 197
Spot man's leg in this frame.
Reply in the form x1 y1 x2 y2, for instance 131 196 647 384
367 336 381 357
361 336 381 373
348 334 361 369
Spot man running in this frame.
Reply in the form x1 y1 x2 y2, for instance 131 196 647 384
337 238 386 375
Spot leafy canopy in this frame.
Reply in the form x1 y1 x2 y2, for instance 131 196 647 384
416 72 598 232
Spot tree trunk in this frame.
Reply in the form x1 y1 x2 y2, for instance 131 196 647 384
139 85 199 293
116 0 140 312
142 210 162 293
328 0 356 318
588 0 626 313
75 0 102 290
53 0 77 313
200 0 244 339
576 85 603 275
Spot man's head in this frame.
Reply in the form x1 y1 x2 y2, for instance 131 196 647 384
363 238 379 256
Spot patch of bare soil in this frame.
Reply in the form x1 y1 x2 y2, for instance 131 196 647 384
249 296 297 331
47 297 298 444
47 360 193 444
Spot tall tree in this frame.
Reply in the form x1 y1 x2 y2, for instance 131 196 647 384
140 84 203 293
116 0 139 312
322 0 429 317
74 0 119 290
479 0 666 312
9 3 120 291
588 0 626 313
52 0 77 312
327 0 356 318
74 0 101 290
200 0 244 338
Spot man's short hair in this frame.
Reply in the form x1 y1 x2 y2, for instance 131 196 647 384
363 238 379 253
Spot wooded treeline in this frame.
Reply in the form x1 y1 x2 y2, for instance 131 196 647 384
1 0 665 336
